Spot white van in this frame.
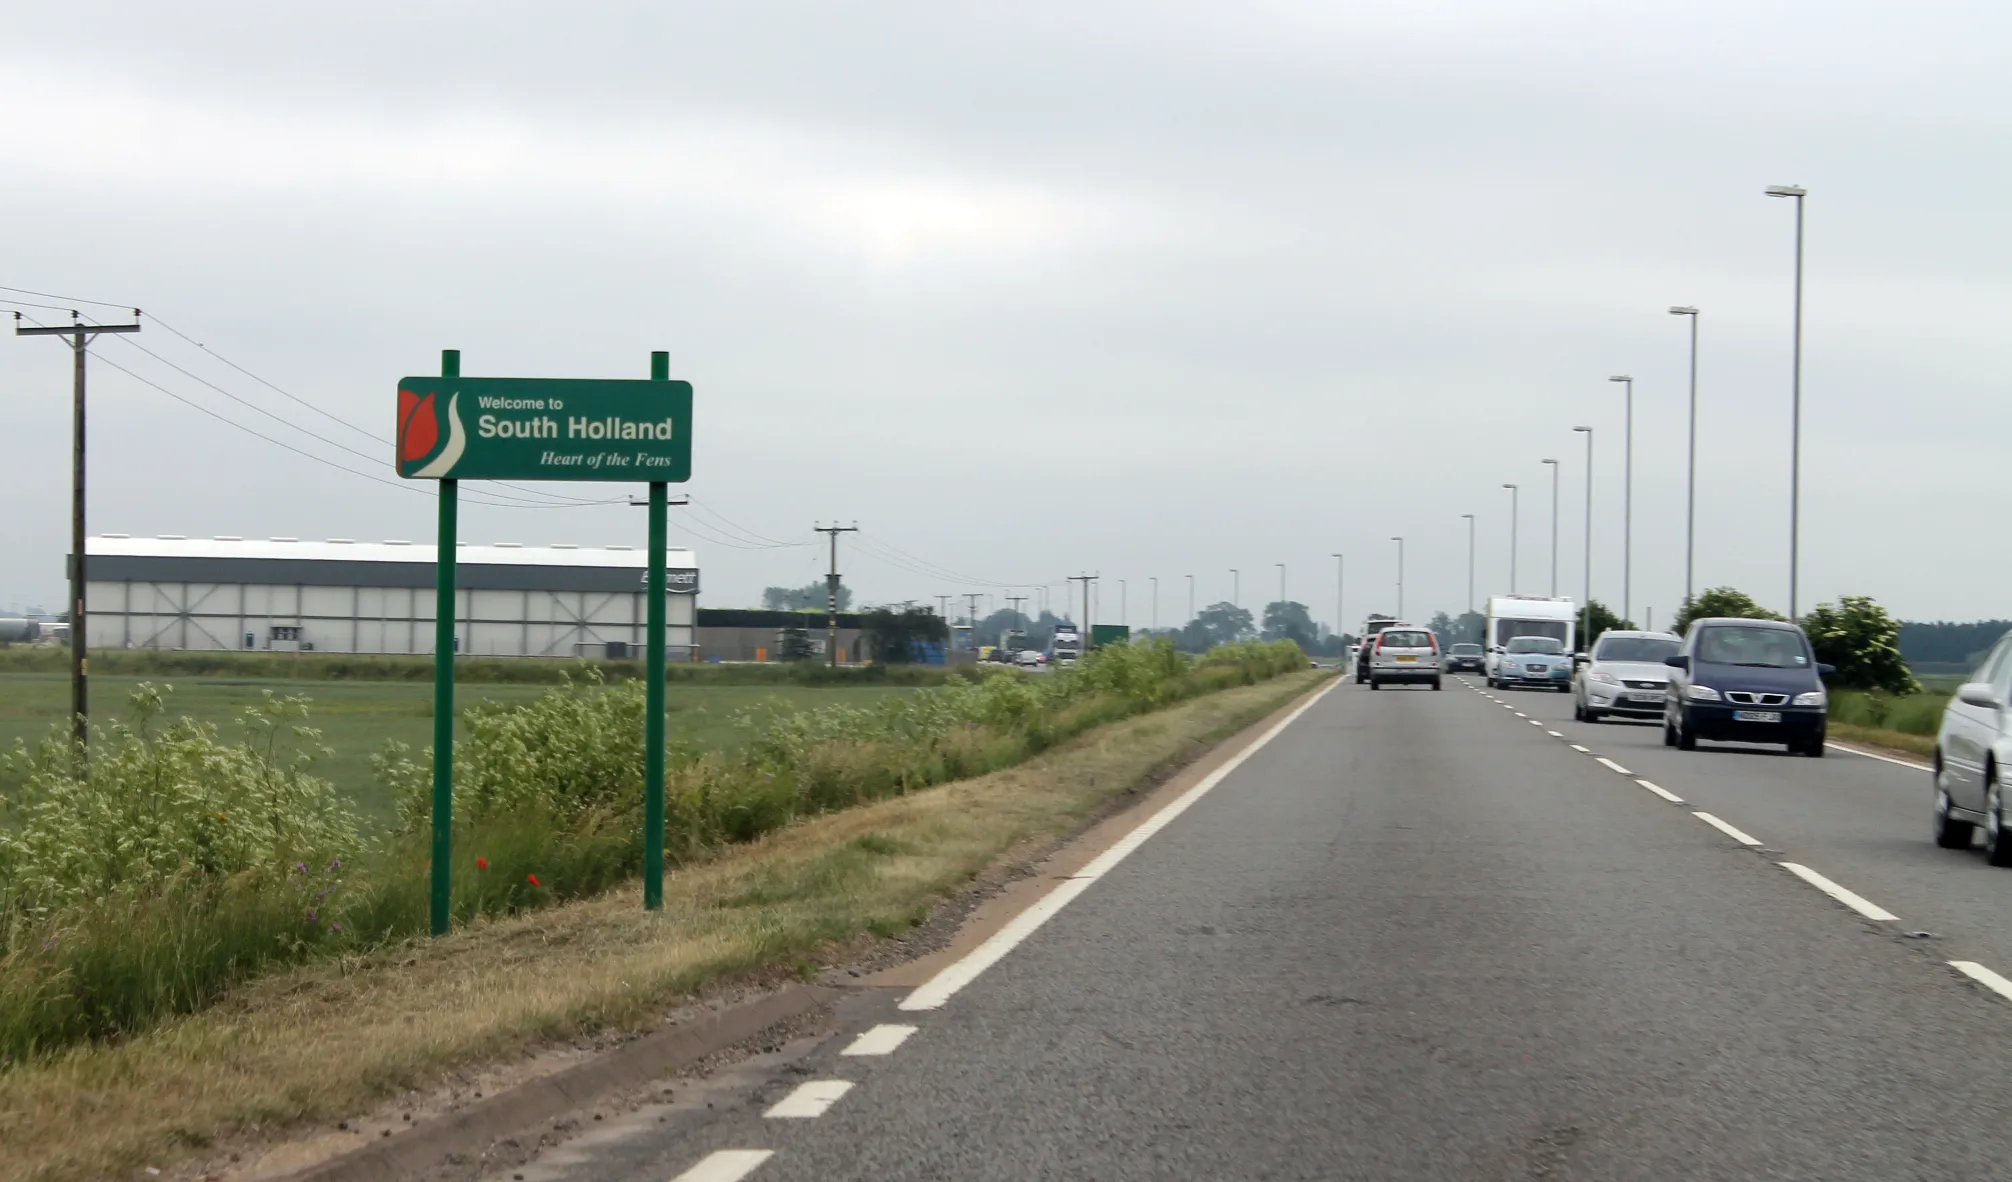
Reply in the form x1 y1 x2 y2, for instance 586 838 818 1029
1482 595 1577 684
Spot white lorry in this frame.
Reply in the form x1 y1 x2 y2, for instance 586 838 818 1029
1482 595 1578 687
1049 624 1083 667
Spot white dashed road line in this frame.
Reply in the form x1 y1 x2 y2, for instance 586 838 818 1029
1952 961 2012 1003
1693 812 1763 847
1829 742 1932 772
1547 731 1564 737
1595 757 1633 776
1570 744 1591 753
1529 719 1544 726
899 679 1339 1012
1778 863 1900 922
841 1024 917 1057
673 1150 775 1182
1635 779 1685 804
765 1080 855 1119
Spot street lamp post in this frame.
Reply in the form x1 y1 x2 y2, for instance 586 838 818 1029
1330 552 1344 647
1608 375 1633 624
1276 562 1286 607
1119 579 1127 628
1391 537 1405 620
1669 306 1700 610
1150 576 1158 632
1502 483 1520 593
1573 426 1593 640
1541 459 1560 597
1460 514 1475 614
1230 568 1239 610
1767 183 1808 620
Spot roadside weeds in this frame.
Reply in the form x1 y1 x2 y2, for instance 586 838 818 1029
0 670 1328 1182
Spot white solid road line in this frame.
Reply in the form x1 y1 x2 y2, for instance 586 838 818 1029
1829 742 1932 772
898 678 1339 1012
1779 863 1900 922
765 1079 855 1119
672 1150 775 1182
1693 812 1763 846
1596 757 1633 775
1951 961 2012 1003
841 1024 918 1056
1635 778 1685 804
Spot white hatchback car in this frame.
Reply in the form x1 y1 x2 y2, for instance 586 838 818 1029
1368 627 1442 690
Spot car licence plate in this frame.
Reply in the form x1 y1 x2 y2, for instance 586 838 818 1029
1395 655 1416 663
1628 692 1663 703
1733 710 1782 723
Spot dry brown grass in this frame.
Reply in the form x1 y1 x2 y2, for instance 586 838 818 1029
0 671 1327 1182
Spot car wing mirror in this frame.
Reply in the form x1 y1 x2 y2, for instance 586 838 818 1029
1664 654 1690 669
1958 682 2004 710
1816 663 1837 676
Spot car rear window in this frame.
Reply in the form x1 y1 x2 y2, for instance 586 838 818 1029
1596 636 1680 663
1379 630 1432 648
1451 644 1481 654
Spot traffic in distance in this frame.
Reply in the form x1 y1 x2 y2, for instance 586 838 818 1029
1352 591 2012 855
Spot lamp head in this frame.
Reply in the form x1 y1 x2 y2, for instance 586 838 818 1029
1542 458 1558 465
1572 425 1592 434
1765 184 1806 198
1669 305 1698 316
1609 375 1631 383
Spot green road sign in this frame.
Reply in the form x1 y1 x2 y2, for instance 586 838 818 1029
397 376 692 482
1090 624 1131 648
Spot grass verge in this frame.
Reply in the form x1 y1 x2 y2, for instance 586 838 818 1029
0 669 1328 1182
1829 723 1934 760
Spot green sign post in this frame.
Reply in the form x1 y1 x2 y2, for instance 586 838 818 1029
399 354 692 935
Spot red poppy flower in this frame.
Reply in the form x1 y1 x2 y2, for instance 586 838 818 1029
527 873 541 887
476 857 489 870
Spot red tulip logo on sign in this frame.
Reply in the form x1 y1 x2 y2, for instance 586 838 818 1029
396 385 466 478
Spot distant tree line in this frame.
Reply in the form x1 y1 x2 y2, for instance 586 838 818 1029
763 582 853 612
1898 619 2012 670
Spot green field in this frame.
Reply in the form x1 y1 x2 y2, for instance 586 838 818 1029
0 673 918 828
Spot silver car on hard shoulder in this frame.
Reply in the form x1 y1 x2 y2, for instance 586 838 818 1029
1572 630 1682 723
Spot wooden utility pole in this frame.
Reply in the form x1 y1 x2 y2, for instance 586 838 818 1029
15 310 142 746
1067 573 1098 645
814 523 858 666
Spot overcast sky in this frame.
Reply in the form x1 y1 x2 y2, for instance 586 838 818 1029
3 1 2007 630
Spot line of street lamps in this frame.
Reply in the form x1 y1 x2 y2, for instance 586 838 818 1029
1435 184 1807 638
1133 187 1803 651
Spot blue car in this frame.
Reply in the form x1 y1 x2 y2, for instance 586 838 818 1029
1488 636 1574 692
1663 617 1834 757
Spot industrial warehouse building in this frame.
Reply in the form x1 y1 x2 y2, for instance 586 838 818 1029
82 535 698 658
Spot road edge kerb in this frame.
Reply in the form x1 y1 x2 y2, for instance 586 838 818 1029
862 672 1339 992
280 984 843 1182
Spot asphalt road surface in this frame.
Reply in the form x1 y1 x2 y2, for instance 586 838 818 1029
519 675 2012 1182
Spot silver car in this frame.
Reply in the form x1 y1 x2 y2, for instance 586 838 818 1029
1934 628 2012 863
1487 635 1573 692
1573 630 1682 723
